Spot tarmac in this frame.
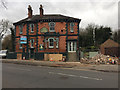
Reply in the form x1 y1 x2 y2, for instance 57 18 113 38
1 59 119 73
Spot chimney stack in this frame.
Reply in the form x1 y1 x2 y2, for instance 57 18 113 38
40 5 44 17
28 5 32 18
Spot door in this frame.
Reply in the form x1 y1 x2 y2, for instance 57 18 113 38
67 41 77 52
22 48 25 59
30 48 34 59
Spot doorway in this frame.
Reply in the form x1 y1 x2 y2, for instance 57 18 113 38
30 48 34 59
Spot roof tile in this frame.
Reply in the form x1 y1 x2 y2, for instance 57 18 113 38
13 14 81 25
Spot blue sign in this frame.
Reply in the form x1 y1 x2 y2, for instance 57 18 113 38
20 38 27 40
20 41 27 44
20 36 27 40
20 36 27 44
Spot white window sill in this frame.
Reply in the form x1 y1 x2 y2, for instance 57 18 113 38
68 51 76 52
49 30 55 32
31 47 34 48
49 46 54 48
70 31 74 33
31 31 34 33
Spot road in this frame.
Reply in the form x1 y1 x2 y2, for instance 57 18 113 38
2 63 118 88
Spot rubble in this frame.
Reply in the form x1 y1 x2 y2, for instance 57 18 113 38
80 54 119 65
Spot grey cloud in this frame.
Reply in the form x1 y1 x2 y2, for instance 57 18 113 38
0 1 118 31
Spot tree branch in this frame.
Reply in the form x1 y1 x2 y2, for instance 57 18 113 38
0 19 12 39
1 0 7 9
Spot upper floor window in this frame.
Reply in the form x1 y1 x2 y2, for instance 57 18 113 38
70 22 74 32
30 24 34 32
19 25 23 34
48 38 54 48
49 22 55 32
30 39 34 48
19 44 22 49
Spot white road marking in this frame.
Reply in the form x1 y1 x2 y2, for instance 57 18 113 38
48 72 102 81
46 67 54 68
61 68 99 72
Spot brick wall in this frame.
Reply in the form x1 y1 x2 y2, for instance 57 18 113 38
15 38 22 53
15 22 79 54
105 47 120 57
59 36 66 52
16 24 27 36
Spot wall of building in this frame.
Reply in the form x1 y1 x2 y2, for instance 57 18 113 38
100 46 105 54
15 21 79 60
16 24 27 36
105 47 120 57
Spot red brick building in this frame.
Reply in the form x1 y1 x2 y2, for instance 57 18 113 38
13 5 81 61
100 39 120 57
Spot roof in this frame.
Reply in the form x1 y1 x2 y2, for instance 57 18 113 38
13 14 81 25
100 39 120 48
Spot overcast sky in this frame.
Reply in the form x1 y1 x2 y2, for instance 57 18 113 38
0 0 119 31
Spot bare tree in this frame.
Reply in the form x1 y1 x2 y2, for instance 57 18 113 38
0 19 13 39
2 34 12 51
0 19 13 50
0 0 7 9
113 29 120 44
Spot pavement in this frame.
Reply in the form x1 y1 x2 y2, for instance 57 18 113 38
2 59 119 73
2 63 118 88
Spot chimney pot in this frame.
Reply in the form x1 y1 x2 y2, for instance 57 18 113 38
40 4 44 17
28 5 32 18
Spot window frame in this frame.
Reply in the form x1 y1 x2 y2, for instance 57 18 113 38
48 38 54 48
30 39 34 48
45 38 48 49
70 22 74 33
19 44 22 49
49 22 55 32
19 25 23 34
30 24 34 33
19 41 22 49
67 41 77 52
56 38 59 48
